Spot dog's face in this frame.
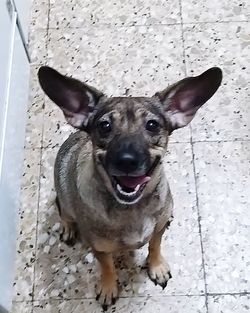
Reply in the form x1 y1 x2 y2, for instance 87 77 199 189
89 97 169 204
38 66 222 204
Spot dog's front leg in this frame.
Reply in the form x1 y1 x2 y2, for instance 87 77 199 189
94 250 118 311
147 222 172 289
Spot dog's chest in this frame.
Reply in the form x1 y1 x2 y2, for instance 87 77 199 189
121 217 155 248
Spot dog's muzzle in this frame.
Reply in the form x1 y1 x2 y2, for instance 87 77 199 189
108 156 160 205
102 136 160 204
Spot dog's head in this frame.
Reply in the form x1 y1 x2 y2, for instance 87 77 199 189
38 66 222 205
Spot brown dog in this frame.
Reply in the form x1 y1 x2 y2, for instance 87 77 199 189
38 66 222 310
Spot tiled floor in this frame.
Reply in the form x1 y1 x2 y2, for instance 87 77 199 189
12 0 250 312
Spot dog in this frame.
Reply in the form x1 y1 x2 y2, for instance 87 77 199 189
38 66 222 310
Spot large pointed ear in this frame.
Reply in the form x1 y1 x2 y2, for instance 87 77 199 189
38 66 104 129
155 67 222 130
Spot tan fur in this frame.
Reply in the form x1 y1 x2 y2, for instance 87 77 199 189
94 251 119 308
92 238 121 253
147 223 172 288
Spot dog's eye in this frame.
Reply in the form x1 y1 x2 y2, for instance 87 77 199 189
97 120 112 135
146 120 160 133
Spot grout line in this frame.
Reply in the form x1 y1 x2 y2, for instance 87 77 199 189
41 0 51 150
41 19 250 30
13 291 250 305
12 300 34 304
30 147 43 306
178 0 187 76
179 0 209 310
171 138 250 144
31 2 51 312
32 293 206 302
23 146 43 150
44 0 51 67
45 23 182 29
39 0 50 152
183 20 250 25
207 291 250 297
179 0 209 309
190 139 209 312
192 138 250 143
47 0 51 30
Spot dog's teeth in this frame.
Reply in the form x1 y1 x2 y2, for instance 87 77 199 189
135 184 140 192
117 184 123 193
117 183 137 197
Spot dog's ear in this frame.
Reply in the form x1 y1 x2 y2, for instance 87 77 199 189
155 67 222 130
38 66 103 129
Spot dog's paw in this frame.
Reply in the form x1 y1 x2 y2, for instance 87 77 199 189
59 221 78 246
96 277 119 311
147 257 172 289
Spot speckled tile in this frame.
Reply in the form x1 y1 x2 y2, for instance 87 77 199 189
29 28 48 65
34 146 95 300
33 296 206 312
43 25 189 148
25 65 44 149
49 0 181 28
34 143 204 300
182 0 250 23
12 148 41 301
42 100 76 149
29 0 49 31
194 141 250 293
11 301 33 313
183 22 250 141
46 26 185 96
208 294 250 313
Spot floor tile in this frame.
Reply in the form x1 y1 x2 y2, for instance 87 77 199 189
194 141 250 293
183 22 250 141
29 0 49 32
34 143 204 300
208 294 250 313
46 26 185 96
33 296 206 312
11 301 33 313
12 148 41 301
42 100 76 149
13 0 250 310
25 65 44 149
182 0 250 23
29 28 48 65
43 25 189 147
49 0 181 28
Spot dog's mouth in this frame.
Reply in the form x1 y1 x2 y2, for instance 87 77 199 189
111 175 150 204
110 157 160 205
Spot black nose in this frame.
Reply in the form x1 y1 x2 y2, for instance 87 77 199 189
115 151 140 173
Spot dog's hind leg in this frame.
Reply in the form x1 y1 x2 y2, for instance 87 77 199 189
56 196 78 246
147 221 172 289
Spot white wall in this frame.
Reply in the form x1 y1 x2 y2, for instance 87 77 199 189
0 0 30 311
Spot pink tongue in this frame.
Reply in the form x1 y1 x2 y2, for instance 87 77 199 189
118 175 151 188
